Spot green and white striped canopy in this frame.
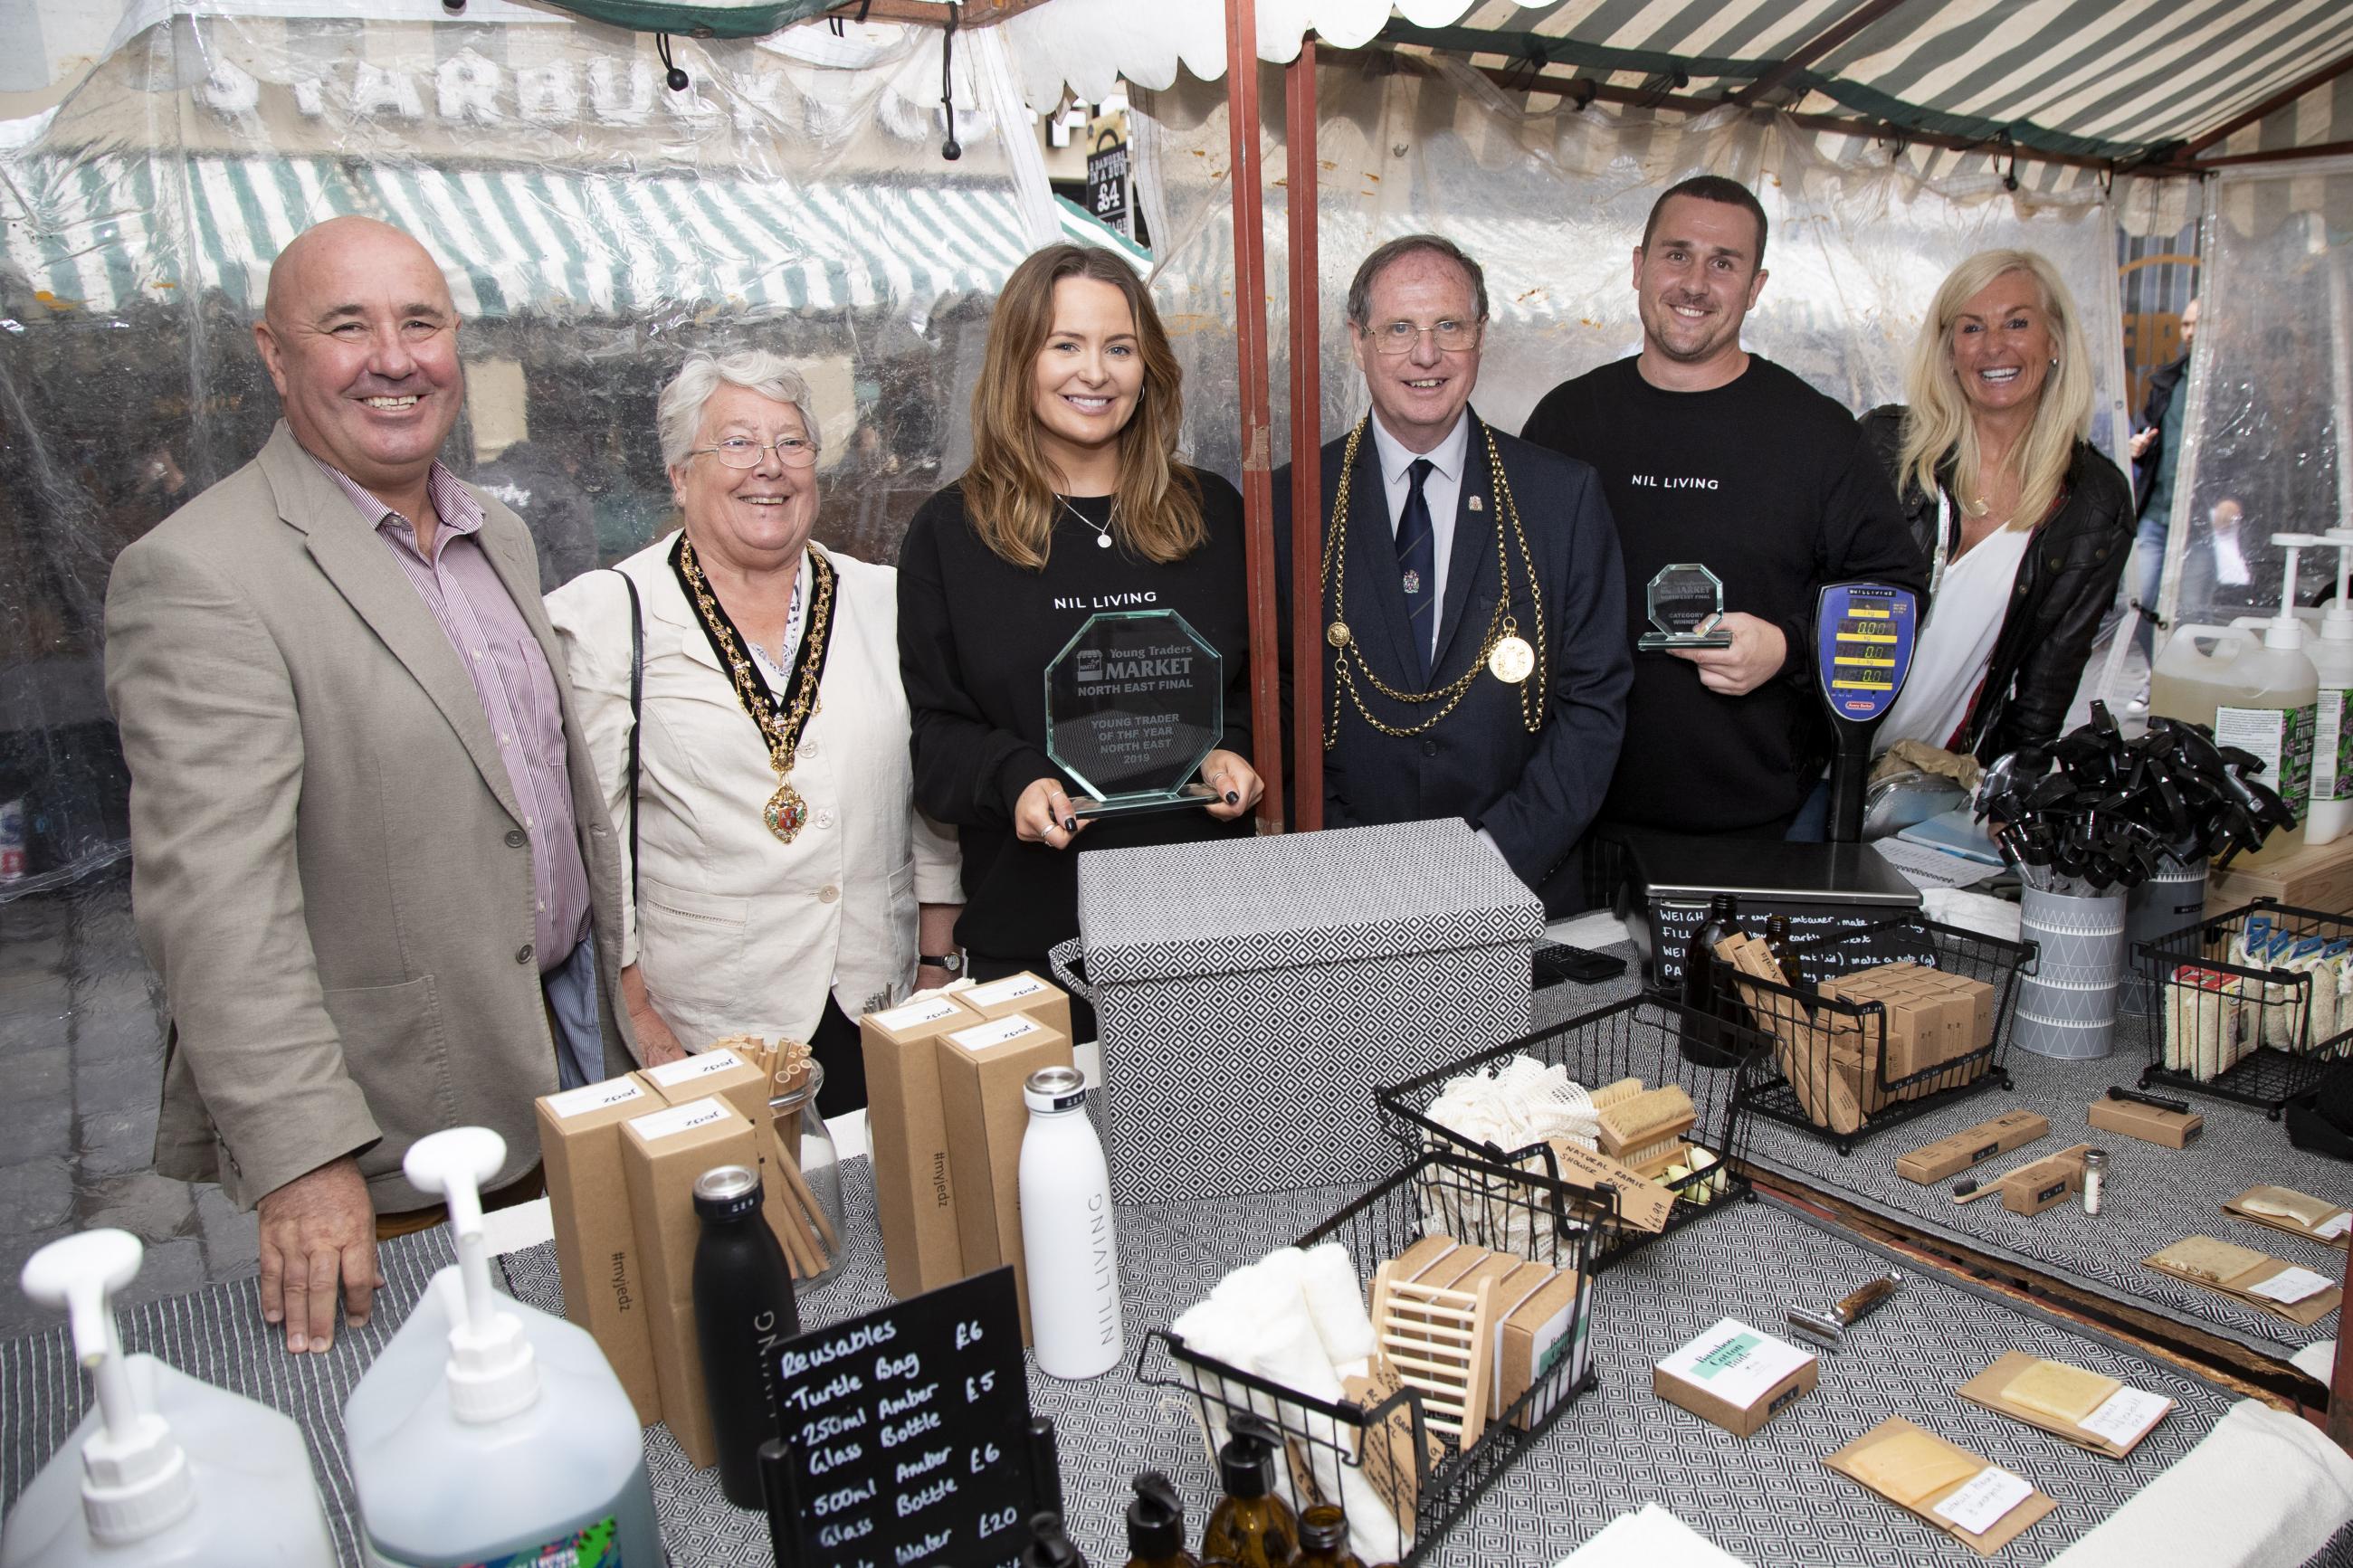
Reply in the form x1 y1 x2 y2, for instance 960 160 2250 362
5 149 1043 319
1386 0 2353 168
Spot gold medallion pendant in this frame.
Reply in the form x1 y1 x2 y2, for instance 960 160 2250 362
1326 621 1353 648
764 781 809 842
1488 634 1536 684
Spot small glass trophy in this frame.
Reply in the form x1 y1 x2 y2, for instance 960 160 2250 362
1043 610 1224 817
1637 563 1734 651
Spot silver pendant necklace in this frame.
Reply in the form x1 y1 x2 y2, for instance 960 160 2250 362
1058 494 1117 549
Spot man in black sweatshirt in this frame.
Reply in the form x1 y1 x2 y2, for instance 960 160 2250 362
1521 176 1923 841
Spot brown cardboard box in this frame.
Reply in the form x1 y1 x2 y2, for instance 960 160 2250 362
1389 1233 1462 1279
860 994 975 1299
2088 1096 2204 1149
619 1095 759 1468
936 1012 1073 1338
2000 1145 2091 1215
1824 1417 2058 1554
1499 1263 1586 1430
954 971 1075 1045
1952 974 1996 1053
535 1075 663 1425
636 1047 810 1278
1897 1111 2052 1184
1652 1316 1817 1438
638 1046 767 1123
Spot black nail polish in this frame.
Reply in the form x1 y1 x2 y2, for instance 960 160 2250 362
1063 816 1078 832
1225 790 1240 805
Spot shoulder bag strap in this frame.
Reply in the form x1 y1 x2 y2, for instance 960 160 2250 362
611 568 643 895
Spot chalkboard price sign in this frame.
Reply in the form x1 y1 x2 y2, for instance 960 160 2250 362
766 1267 1036 1568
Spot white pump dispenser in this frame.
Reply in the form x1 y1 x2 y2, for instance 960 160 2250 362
0 1229 336 1567
344 1127 659 1568
2304 527 2353 846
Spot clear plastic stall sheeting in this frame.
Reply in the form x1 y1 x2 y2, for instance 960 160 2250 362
1133 54 2130 489
0 11 1053 893
2163 157 2353 638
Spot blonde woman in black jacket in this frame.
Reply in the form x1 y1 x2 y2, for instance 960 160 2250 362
1861 249 2132 764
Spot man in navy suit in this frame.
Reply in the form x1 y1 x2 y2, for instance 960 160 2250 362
1274 235 1631 914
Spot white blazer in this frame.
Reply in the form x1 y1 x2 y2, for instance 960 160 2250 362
547 534 960 1050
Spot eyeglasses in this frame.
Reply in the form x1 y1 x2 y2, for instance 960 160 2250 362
1367 318 1481 355
691 434 819 469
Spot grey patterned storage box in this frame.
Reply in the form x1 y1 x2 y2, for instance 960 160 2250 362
1056 819 1541 1205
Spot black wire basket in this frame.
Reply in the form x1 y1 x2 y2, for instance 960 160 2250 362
2136 898 2353 1116
1720 915 2035 1155
1137 1150 1601 1566
1375 995 1759 1270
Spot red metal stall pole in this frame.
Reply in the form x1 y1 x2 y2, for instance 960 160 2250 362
2330 1240 2353 1450
1284 36 1324 832
1224 0 1285 832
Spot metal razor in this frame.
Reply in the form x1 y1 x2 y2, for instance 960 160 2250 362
1787 1269 1903 1350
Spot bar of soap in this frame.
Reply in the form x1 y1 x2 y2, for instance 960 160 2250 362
2005 1359 2122 1426
2236 1186 2341 1231
2151 1234 2271 1286
1847 1426 1982 1506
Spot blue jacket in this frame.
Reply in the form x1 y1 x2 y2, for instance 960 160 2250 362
1273 411 1631 915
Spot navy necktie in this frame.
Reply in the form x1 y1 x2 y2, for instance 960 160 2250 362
1396 457 1436 683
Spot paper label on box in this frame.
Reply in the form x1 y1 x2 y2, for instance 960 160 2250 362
947 1014 1043 1050
1656 1318 1812 1411
1932 1467 2032 1535
2317 1212 2351 1240
628 1097 731 1141
544 1077 650 1118
962 974 1047 1005
2249 1265 2333 1304
2078 1386 2172 1447
643 1049 744 1087
872 995 964 1031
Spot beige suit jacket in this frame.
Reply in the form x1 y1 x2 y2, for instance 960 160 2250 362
103 422 636 1212
546 536 960 1050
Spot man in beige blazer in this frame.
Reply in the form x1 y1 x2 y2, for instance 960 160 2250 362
104 216 635 1354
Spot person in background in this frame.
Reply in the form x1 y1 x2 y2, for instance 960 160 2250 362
547 350 960 1112
2129 296 2197 682
104 216 634 1354
1272 234 1629 914
1520 175 1923 847
1861 250 2131 763
899 243 1262 1032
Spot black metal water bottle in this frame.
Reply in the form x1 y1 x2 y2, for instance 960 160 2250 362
692 1164 799 1508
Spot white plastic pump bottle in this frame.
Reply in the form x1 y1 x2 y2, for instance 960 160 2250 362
344 1126 660 1568
0 1228 337 1567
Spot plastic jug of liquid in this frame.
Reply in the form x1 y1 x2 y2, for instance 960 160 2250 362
0 1228 337 1567
344 1127 660 1567
2153 542 2320 868
2302 528 2353 846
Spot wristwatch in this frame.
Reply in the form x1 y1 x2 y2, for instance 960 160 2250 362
919 952 965 976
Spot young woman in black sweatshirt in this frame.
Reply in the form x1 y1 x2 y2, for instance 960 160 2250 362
897 243 1262 1022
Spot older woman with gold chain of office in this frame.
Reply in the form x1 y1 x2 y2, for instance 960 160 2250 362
1272 234 1633 915
548 349 961 1111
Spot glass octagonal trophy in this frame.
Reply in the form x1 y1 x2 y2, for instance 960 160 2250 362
1636 562 1735 651
1043 610 1224 817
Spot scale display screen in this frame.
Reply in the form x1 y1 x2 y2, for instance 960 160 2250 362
1815 583 1919 722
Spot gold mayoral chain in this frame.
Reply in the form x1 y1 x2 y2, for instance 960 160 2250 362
1320 416 1548 746
672 533 837 843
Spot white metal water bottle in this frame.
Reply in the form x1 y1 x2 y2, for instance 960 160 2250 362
1018 1065 1123 1380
